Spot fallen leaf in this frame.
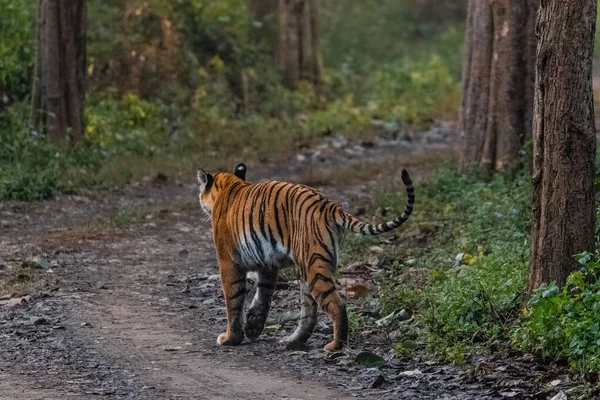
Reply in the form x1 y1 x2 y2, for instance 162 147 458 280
354 351 386 368
0 295 31 308
399 369 422 377
375 311 396 327
263 324 282 332
550 391 567 400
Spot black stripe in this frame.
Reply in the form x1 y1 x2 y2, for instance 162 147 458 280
230 288 247 300
248 185 265 262
308 252 332 266
272 183 290 246
257 282 275 290
309 273 335 290
317 287 336 303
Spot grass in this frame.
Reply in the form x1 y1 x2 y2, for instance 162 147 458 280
0 262 57 298
339 164 532 362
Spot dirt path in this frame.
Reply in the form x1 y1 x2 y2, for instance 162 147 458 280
0 127 567 399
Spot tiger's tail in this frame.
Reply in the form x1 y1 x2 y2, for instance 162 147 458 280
336 169 414 235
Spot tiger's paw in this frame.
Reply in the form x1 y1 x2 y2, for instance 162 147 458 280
281 336 309 351
243 309 267 342
217 332 243 346
324 340 343 352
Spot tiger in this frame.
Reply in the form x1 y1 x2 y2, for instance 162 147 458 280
197 162 415 351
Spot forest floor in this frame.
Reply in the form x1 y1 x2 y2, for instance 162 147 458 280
0 126 574 400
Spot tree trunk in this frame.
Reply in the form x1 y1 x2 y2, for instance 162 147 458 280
31 0 87 143
250 0 279 54
527 0 597 295
459 0 538 174
277 0 322 89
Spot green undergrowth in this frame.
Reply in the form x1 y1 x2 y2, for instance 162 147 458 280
343 164 600 376
341 165 532 362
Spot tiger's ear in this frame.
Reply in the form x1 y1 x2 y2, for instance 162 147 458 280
197 169 213 191
234 163 247 181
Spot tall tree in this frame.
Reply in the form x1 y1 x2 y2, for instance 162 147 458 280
459 0 538 174
250 0 321 89
31 0 87 142
527 0 597 295
277 0 322 89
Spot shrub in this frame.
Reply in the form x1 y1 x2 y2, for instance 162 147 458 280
369 54 460 126
511 254 600 374
86 92 168 156
0 0 34 106
348 167 532 362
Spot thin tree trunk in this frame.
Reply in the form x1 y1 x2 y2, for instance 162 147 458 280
527 0 597 295
277 0 321 89
459 0 538 174
31 0 87 143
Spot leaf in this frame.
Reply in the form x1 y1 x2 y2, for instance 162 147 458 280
398 339 418 350
541 284 559 299
375 311 396 327
399 369 422 377
263 324 281 332
0 295 30 308
464 253 477 265
354 351 386 368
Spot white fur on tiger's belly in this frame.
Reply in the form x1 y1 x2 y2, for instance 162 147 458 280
236 234 291 270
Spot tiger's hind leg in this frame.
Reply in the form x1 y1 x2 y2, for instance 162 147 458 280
307 263 348 351
217 256 246 346
244 269 278 341
283 281 318 346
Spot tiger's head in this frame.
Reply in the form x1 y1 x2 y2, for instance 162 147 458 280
197 163 247 218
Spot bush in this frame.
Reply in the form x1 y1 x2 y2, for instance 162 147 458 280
350 167 532 362
0 101 105 200
86 92 168 156
369 54 460 126
0 0 34 106
512 253 600 374
0 0 466 200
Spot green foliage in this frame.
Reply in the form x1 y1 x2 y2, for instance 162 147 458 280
0 0 34 105
0 101 105 201
353 167 532 362
320 0 465 75
511 252 600 374
86 92 168 156
369 55 460 126
0 0 465 200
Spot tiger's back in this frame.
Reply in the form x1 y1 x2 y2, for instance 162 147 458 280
217 180 343 272
197 163 414 351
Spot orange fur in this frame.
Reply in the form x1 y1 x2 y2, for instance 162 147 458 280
197 163 414 351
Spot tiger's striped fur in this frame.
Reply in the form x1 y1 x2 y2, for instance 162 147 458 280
197 163 415 351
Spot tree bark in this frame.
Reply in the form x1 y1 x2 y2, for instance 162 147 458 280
527 0 597 295
277 0 322 89
459 0 538 174
31 0 87 143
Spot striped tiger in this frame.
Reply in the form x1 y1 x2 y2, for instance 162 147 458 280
197 163 415 351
